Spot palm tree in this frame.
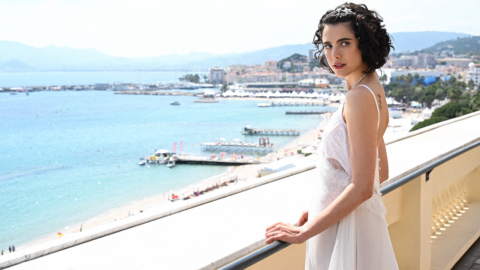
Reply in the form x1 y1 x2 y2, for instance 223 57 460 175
380 74 388 86
447 87 461 102
448 76 457 86
202 75 208 83
420 76 425 84
414 73 420 86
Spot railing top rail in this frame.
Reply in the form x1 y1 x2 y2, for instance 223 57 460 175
219 140 480 270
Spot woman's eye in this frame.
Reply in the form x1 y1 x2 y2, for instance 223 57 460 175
324 44 332 49
341 41 349 46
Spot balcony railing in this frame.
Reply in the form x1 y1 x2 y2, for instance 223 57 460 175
220 140 480 270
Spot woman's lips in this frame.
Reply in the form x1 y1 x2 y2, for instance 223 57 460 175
333 64 346 70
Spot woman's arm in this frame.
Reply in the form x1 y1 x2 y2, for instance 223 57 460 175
378 138 389 183
265 88 378 244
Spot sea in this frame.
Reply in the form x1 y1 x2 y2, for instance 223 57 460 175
0 71 334 251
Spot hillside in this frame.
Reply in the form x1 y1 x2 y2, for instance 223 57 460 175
389 31 471 53
416 36 480 56
0 31 472 71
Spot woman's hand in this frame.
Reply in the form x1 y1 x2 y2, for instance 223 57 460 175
297 210 309 227
265 222 305 245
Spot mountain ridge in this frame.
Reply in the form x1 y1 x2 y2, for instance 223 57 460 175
0 31 472 71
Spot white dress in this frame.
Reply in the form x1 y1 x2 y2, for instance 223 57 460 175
305 85 399 270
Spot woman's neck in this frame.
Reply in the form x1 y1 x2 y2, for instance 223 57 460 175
345 72 367 91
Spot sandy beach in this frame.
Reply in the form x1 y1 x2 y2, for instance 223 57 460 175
19 103 339 249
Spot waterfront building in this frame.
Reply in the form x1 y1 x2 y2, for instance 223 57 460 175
209 67 225 84
439 58 472 68
415 54 436 69
395 55 416 67
308 49 315 62
467 62 480 89
265 61 278 71
282 61 291 70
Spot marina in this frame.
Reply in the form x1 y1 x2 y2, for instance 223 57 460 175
242 125 300 136
286 110 330 115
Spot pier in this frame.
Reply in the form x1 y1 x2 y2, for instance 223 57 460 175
286 110 329 115
201 138 275 153
242 126 300 136
271 101 325 106
194 99 219 103
176 155 266 165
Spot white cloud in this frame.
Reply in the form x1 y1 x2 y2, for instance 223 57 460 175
0 0 478 57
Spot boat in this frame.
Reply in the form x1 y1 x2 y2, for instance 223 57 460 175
10 91 17 95
138 158 146 166
170 101 181 106
166 159 176 168
257 103 272 107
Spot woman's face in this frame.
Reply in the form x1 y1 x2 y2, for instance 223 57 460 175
322 23 364 78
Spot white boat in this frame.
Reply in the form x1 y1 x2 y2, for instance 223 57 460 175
258 103 272 107
138 158 146 166
166 159 176 168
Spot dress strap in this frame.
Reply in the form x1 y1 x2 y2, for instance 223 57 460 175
358 85 380 130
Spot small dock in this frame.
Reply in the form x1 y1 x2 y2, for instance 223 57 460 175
271 101 325 106
286 110 329 115
177 155 265 165
194 99 219 103
201 138 275 153
242 126 300 136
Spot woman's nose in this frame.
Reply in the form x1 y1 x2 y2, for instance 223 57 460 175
331 47 341 59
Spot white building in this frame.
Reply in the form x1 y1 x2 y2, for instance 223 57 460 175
467 62 480 89
209 67 225 84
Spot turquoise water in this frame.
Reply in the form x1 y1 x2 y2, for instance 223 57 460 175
0 71 207 87
0 90 334 251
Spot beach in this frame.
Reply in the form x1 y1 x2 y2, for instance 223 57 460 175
18 103 338 250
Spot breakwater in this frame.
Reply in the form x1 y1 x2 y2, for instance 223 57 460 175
114 91 200 96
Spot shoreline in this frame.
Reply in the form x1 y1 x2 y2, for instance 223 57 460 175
18 104 338 250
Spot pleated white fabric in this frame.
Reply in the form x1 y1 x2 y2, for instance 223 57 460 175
305 85 399 270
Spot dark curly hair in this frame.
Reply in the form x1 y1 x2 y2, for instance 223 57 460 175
313 3 394 74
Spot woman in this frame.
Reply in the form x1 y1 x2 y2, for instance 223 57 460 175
265 3 399 269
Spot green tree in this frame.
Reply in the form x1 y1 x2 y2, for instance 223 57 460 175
202 75 208 83
419 84 436 107
414 73 420 86
458 74 463 80
410 116 449 132
280 76 286 82
448 76 457 86
447 87 461 102
179 77 185 82
435 88 446 100
221 83 228 93
380 74 388 86
468 79 475 90
432 102 466 118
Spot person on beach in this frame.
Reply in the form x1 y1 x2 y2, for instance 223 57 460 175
265 3 399 269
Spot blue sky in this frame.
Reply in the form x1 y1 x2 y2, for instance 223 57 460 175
0 0 478 57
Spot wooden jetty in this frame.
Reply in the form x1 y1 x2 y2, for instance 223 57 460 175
176 155 265 166
242 126 300 136
286 110 329 115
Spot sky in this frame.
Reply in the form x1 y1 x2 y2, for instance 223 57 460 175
0 0 478 58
